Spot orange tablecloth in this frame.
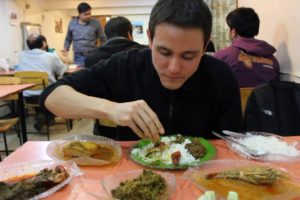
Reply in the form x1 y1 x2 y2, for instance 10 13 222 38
1 138 300 200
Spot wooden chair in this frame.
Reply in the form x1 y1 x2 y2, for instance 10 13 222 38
14 71 71 140
240 87 254 115
0 77 21 155
0 118 19 155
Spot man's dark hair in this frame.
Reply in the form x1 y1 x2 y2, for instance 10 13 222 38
26 34 47 50
77 2 91 13
148 0 212 46
105 16 133 40
226 7 260 38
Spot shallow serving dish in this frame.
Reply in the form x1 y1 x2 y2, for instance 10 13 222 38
226 131 300 162
0 160 81 200
129 135 216 170
183 159 300 200
46 135 122 166
101 169 176 200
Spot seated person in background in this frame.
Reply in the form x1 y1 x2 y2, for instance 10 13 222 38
214 7 280 88
16 34 67 131
85 16 147 68
40 0 242 141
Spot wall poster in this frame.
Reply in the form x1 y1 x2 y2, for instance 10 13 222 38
203 0 237 50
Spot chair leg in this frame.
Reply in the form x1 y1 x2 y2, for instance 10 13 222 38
2 132 9 156
46 114 50 141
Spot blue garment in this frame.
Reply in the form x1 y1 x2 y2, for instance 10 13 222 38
16 49 67 96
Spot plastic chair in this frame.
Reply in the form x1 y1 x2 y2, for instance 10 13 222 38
240 87 254 115
0 77 22 155
0 117 19 155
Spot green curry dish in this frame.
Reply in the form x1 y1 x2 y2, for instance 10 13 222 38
111 170 167 200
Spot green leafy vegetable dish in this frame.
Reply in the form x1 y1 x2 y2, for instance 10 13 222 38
129 134 216 170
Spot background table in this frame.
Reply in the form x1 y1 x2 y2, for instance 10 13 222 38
0 83 35 143
1 138 300 199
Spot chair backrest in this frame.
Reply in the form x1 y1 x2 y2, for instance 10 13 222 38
240 87 254 114
0 77 21 85
14 71 49 90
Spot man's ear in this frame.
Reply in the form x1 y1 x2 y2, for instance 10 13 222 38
147 29 153 48
127 32 133 41
230 28 238 39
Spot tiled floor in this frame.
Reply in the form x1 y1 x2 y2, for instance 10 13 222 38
0 115 94 159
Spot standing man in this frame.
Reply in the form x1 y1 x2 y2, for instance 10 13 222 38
41 0 242 141
62 2 106 67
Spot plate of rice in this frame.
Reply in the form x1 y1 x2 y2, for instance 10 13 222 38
227 131 300 162
129 134 216 170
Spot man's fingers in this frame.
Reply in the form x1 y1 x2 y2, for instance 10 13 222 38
127 120 145 139
132 113 153 139
141 102 165 135
136 107 161 141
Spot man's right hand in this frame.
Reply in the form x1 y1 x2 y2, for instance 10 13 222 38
108 100 165 141
61 49 69 57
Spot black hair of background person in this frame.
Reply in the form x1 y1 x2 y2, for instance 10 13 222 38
27 34 47 50
226 7 260 38
104 16 133 40
77 2 91 13
85 16 147 68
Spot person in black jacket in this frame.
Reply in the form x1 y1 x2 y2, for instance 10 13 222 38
40 0 242 141
85 16 147 68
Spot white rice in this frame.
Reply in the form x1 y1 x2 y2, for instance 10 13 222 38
232 134 300 157
132 136 197 165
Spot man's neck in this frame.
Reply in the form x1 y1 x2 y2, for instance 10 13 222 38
78 18 87 25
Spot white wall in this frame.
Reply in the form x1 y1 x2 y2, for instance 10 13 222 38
0 0 24 67
239 0 300 81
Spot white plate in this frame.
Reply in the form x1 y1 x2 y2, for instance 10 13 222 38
46 135 122 166
0 160 81 200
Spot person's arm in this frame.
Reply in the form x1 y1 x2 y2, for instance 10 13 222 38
53 56 67 79
62 22 73 56
96 21 107 45
44 85 164 141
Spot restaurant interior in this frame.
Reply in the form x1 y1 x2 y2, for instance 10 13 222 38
0 0 300 199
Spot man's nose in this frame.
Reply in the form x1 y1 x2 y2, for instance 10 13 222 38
168 57 181 73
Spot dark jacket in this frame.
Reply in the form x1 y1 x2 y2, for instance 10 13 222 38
245 81 300 136
214 37 280 87
40 48 242 140
85 37 147 68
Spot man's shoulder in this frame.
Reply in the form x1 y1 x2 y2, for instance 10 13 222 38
201 55 236 80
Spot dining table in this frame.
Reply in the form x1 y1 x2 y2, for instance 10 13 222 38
1 137 300 200
0 83 36 143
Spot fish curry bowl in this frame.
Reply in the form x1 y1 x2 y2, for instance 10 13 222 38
183 159 300 200
46 135 122 166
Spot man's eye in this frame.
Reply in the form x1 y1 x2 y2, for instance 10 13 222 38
182 54 196 60
159 50 171 56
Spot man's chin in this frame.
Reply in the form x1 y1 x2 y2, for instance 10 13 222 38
161 81 183 90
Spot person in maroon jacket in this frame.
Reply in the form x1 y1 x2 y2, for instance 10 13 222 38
214 7 280 88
